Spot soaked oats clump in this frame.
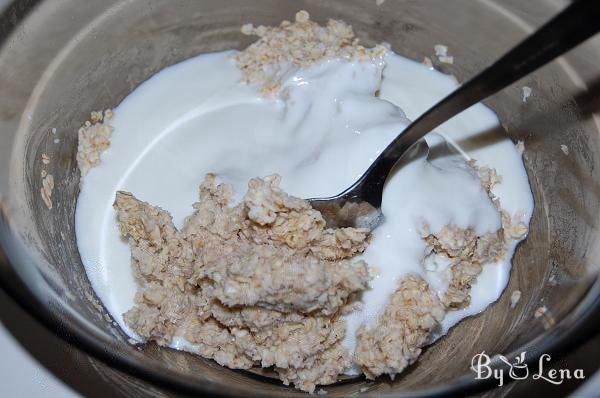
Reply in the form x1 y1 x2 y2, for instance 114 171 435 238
115 174 370 392
77 109 113 178
236 11 387 95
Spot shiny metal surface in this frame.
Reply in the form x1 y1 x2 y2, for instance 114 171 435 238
309 140 429 230
0 0 599 396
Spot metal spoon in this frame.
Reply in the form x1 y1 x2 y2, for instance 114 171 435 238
309 0 600 230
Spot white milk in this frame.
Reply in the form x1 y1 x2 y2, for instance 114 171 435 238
75 50 534 368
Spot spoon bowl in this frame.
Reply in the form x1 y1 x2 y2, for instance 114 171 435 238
309 140 430 229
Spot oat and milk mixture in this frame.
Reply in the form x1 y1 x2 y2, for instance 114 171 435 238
75 12 533 393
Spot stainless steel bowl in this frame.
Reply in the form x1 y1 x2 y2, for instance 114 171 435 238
1 0 599 396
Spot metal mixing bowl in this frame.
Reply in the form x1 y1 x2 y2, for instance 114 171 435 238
1 0 599 396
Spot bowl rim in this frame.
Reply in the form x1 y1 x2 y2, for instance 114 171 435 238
0 0 599 396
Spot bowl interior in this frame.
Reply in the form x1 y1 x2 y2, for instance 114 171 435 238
1 0 599 396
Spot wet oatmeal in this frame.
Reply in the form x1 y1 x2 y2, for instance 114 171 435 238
75 10 533 394
114 169 513 391
115 174 370 392
77 109 113 178
236 10 387 96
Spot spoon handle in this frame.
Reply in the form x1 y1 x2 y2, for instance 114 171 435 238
354 0 600 207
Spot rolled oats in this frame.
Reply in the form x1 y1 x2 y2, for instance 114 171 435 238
115 174 370 392
236 11 387 96
77 109 114 177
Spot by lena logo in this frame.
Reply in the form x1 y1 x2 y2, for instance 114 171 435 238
470 351 585 387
